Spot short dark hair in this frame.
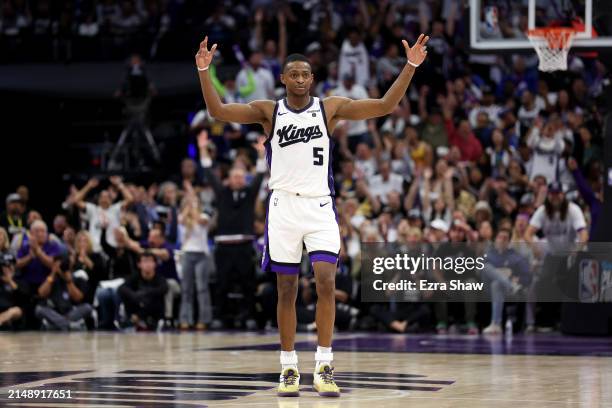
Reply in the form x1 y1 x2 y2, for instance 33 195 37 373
138 250 157 263
496 227 512 238
282 54 311 73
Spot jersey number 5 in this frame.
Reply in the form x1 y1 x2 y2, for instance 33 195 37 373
313 147 323 166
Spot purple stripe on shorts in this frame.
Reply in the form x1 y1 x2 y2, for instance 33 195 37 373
271 264 300 274
310 253 338 264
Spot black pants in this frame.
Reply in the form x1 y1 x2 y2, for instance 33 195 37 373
214 242 256 321
122 296 164 328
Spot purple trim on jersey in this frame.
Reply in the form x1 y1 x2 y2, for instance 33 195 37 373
319 100 335 197
271 264 300 274
283 96 314 113
265 142 272 169
331 197 339 224
264 101 279 145
310 253 338 264
261 193 271 273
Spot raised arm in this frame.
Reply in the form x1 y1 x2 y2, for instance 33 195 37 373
325 34 429 123
109 176 133 207
196 37 274 126
72 178 99 209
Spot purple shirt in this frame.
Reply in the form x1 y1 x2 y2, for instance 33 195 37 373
17 240 62 286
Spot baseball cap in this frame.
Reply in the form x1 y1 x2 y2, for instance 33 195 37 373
430 219 449 233
474 200 492 212
305 41 322 54
6 193 22 204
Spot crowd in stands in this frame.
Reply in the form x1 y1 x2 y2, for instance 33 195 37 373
1 0 608 335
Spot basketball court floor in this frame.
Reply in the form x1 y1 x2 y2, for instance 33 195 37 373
0 331 611 407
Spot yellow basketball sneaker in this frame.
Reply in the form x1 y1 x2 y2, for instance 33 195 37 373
313 364 340 397
277 367 300 397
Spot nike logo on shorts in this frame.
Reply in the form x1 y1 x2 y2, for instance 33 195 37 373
320 202 329 207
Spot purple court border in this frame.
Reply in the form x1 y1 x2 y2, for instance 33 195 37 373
198 333 612 357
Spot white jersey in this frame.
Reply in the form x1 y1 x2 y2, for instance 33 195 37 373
265 96 334 197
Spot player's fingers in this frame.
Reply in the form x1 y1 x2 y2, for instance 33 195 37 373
402 39 409 51
416 33 424 45
210 44 218 55
422 35 430 45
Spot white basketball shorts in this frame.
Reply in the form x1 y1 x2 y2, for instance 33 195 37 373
262 189 341 274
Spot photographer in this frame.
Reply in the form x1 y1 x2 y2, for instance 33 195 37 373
118 251 168 330
35 255 93 331
0 254 29 329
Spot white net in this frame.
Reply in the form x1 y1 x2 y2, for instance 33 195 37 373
527 28 576 72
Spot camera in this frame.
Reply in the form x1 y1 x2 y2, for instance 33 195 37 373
0 253 16 268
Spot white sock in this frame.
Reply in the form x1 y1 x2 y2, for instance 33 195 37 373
280 350 298 371
315 346 333 371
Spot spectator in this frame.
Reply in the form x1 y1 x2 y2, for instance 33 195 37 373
96 226 138 330
178 183 213 331
124 227 180 328
526 118 566 182
35 255 93 331
0 227 10 256
236 50 275 103
338 27 370 87
442 96 483 163
369 162 403 206
0 253 28 329
0 193 27 240
431 220 479 335
73 176 134 252
199 132 265 329
118 251 168 330
331 73 370 152
72 231 106 305
16 220 62 288
482 228 531 334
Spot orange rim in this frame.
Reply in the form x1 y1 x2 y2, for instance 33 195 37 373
527 28 576 49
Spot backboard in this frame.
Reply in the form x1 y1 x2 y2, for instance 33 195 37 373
469 0 612 51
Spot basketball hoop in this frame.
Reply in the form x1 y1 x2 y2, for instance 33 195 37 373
527 28 576 72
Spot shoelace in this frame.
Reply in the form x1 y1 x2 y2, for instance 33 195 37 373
283 370 298 386
320 366 335 384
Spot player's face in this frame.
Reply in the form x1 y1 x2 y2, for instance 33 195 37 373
281 62 313 96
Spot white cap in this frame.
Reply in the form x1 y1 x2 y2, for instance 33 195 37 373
430 219 449 233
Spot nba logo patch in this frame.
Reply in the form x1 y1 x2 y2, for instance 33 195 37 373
579 259 599 302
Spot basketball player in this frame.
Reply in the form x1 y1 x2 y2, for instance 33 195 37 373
195 34 429 397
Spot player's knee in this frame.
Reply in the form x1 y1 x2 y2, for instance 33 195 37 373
316 275 335 298
277 278 298 303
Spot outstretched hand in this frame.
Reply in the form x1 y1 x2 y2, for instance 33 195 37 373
196 36 218 70
402 34 429 67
